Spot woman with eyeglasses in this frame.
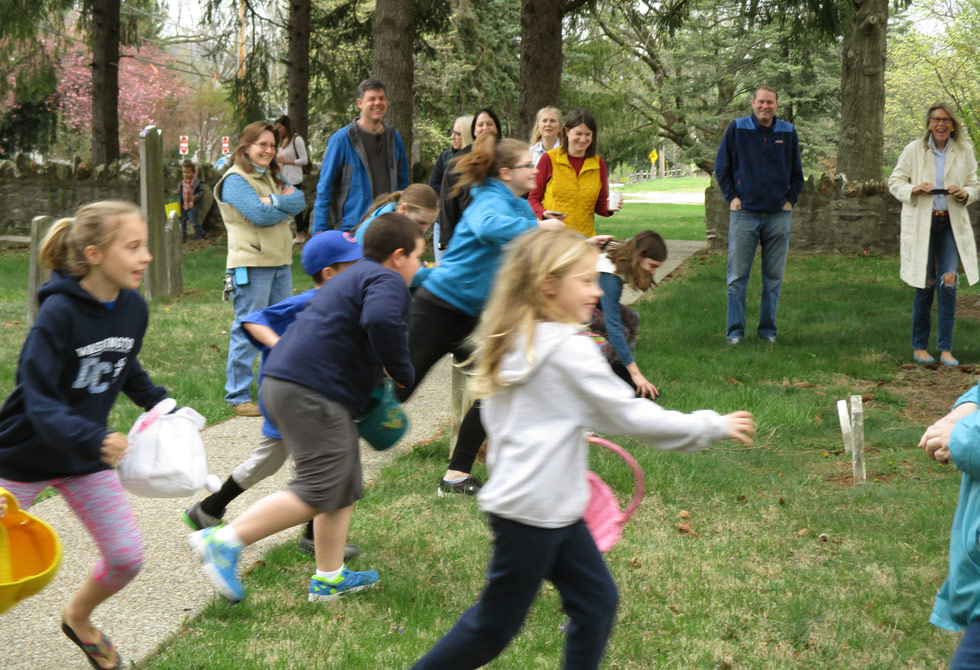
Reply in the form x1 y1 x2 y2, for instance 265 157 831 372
214 121 307 416
888 102 980 367
529 107 621 238
397 133 565 496
438 108 504 252
428 116 473 262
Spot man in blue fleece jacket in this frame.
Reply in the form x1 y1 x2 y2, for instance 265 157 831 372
715 86 804 346
311 79 409 233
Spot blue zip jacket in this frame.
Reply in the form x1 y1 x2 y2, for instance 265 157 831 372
312 120 409 233
931 382 980 631
262 258 413 417
422 178 539 317
242 288 318 440
714 114 804 213
0 271 167 481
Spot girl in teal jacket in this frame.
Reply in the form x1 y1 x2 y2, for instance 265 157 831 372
920 379 980 668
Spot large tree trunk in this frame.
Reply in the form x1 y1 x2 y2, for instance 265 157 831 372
371 0 414 172
286 0 311 139
90 0 120 165
837 0 887 182
517 0 563 142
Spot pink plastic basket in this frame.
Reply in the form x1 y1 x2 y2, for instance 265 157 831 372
584 436 645 553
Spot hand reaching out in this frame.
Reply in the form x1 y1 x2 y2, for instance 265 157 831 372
725 411 755 445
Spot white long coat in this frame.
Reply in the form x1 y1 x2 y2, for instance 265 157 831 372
888 136 980 289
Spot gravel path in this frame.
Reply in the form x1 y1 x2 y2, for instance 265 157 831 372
0 239 705 669
0 358 452 670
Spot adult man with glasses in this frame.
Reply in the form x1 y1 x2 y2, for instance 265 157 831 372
715 85 804 346
312 79 409 233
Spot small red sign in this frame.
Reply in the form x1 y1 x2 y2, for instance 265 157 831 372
179 135 189 155
221 136 230 154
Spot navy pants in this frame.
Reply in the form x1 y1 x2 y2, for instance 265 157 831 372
412 515 619 670
952 619 980 669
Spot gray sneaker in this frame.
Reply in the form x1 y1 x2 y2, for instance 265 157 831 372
297 534 361 560
182 501 223 531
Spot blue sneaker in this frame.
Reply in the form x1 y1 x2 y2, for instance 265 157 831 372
308 568 379 602
193 527 245 603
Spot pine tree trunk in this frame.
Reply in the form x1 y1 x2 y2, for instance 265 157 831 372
371 0 414 172
517 0 563 142
286 0 311 139
90 0 120 165
837 0 887 182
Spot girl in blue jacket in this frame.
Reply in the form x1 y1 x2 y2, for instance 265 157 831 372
592 230 667 398
395 132 565 495
0 201 168 670
920 381 980 669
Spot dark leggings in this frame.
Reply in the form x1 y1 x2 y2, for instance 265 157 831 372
411 516 618 669
397 290 485 473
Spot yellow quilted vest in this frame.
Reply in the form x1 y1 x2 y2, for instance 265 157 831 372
542 148 602 237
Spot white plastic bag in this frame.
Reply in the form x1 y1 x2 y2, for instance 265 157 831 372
119 399 218 497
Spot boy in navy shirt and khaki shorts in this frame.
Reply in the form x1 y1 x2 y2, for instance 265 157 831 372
190 213 424 603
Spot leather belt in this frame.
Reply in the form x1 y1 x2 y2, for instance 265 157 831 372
933 210 949 217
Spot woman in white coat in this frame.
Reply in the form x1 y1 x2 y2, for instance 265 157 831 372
888 102 980 366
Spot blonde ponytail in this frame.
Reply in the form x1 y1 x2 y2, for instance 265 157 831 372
38 201 142 276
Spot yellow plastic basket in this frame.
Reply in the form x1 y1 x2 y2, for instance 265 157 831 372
164 202 181 220
0 487 62 614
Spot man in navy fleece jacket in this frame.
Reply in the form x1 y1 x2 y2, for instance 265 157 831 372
715 86 804 346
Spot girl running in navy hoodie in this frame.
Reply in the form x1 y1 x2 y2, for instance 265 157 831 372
0 201 168 670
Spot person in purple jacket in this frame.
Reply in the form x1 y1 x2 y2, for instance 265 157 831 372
715 85 804 347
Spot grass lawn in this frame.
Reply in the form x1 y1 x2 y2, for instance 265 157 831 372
605 202 706 242
144 252 977 669
618 176 711 193
3 211 978 668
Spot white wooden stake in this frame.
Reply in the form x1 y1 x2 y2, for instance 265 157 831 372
850 395 866 484
837 399 853 453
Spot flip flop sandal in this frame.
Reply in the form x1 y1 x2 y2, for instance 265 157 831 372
61 621 121 670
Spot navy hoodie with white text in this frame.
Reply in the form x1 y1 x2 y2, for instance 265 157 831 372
0 271 166 482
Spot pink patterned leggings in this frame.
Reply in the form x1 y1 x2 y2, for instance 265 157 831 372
0 470 144 591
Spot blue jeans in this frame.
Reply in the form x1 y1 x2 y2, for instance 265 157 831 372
224 265 292 405
911 215 959 352
726 208 793 339
951 619 980 670
411 516 618 670
180 209 204 239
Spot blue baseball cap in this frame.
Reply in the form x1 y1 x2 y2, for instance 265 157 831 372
301 230 363 275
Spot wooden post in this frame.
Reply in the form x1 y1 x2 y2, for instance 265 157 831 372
850 395 866 484
163 211 183 296
140 125 171 300
448 355 467 457
27 216 56 326
836 399 853 453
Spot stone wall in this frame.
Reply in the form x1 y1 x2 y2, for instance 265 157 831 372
0 154 319 236
705 174 980 253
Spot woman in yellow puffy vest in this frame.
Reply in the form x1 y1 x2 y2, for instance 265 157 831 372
529 108 621 237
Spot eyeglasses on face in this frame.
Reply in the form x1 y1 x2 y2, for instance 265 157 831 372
930 117 953 125
251 142 277 150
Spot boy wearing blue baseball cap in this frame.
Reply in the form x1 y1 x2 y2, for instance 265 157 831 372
191 213 422 605
183 230 364 559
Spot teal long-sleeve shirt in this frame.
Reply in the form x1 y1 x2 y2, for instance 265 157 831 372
931 381 980 631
